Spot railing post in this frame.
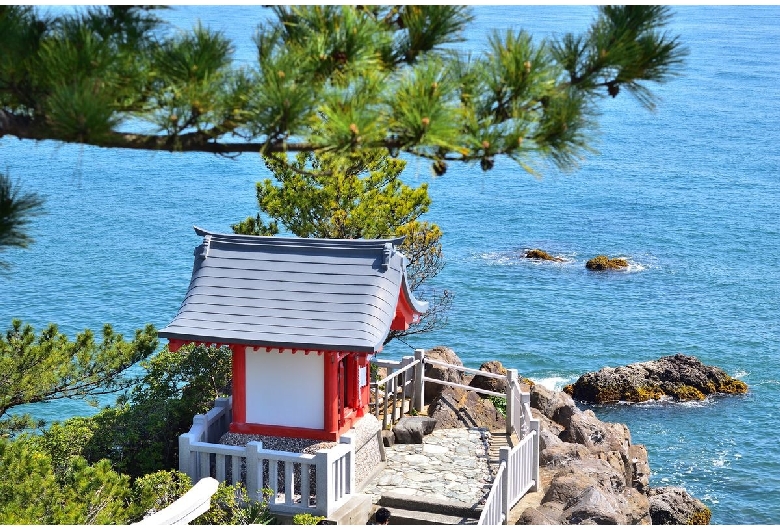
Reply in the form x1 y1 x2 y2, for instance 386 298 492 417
191 414 207 441
214 397 230 441
246 441 262 502
314 450 331 517
414 349 425 412
400 355 412 417
179 433 194 481
521 391 532 437
339 432 356 495
500 446 511 524
530 419 540 493
506 369 517 437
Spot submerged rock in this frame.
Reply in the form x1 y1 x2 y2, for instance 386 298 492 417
585 254 628 270
525 248 564 261
563 354 748 404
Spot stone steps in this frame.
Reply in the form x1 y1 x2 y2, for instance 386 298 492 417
372 493 481 525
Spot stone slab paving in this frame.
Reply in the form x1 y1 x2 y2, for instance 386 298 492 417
361 428 494 507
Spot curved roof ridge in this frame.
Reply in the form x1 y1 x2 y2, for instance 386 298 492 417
194 226 405 249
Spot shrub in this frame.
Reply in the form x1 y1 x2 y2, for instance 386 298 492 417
489 395 507 416
192 483 275 525
129 470 192 523
293 513 326 524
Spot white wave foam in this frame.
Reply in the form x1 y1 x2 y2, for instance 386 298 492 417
531 376 573 392
623 260 648 273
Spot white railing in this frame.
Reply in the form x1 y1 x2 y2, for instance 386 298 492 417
477 427 539 526
417 353 527 438
133 477 219 526
179 400 355 517
370 355 421 430
478 461 507 525
508 378 533 439
503 425 539 506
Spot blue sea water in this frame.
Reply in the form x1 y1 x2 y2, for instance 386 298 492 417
1 5 779 525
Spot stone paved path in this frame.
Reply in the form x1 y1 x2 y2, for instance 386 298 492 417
361 428 495 507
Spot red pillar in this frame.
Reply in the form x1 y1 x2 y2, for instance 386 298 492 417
230 345 246 432
358 354 370 416
323 352 339 437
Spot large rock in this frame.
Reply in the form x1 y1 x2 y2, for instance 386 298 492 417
648 487 712 525
564 354 748 403
469 360 508 395
515 378 704 525
422 346 464 404
516 504 565 525
559 408 631 454
392 416 436 444
562 485 626 525
426 385 505 431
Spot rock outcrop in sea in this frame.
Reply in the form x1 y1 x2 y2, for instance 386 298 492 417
422 346 712 525
563 353 748 403
524 248 564 262
585 255 629 270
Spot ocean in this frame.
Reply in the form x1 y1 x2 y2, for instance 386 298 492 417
1 5 778 525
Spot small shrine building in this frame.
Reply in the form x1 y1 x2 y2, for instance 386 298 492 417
159 227 428 442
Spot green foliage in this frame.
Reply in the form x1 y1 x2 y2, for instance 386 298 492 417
0 438 133 524
293 512 326 525
0 5 685 168
42 343 233 478
192 483 275 525
489 395 507 417
0 438 271 525
0 319 158 435
1 5 686 258
0 172 44 269
129 470 192 522
0 342 235 523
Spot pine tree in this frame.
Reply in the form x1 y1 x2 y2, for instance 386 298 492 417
0 5 686 252
0 319 158 435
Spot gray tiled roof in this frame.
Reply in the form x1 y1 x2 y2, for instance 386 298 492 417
158 227 428 353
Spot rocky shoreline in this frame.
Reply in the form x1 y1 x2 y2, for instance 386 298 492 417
563 353 748 404
421 346 721 525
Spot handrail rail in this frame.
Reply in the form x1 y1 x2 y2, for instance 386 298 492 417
421 376 504 398
424 358 507 380
375 358 419 386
